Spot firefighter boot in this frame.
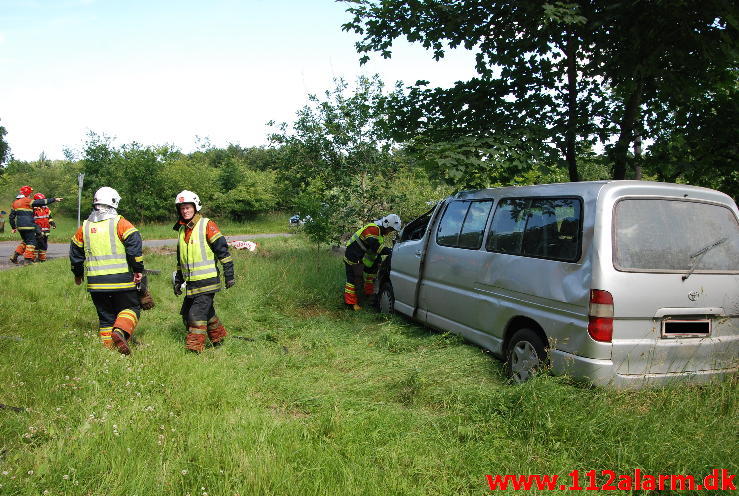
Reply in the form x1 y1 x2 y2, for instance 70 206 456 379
111 329 131 355
185 328 207 353
9 252 19 264
207 317 227 347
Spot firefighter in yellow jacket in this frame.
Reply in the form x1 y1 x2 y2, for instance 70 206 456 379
343 214 401 310
172 190 235 353
69 187 144 355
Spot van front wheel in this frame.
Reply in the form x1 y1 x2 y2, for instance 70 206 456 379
505 328 547 383
377 282 394 314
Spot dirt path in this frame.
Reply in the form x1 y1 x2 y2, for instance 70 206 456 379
0 233 293 271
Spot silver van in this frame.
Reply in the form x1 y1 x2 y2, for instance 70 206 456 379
379 181 739 387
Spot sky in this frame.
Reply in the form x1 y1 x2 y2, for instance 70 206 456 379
0 0 478 161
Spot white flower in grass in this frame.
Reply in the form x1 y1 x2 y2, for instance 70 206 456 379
181 470 188 475
63 475 70 480
27 470 33 475
43 490 49 495
1 471 7 476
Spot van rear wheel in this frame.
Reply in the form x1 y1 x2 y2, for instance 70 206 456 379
505 328 547 383
377 282 394 314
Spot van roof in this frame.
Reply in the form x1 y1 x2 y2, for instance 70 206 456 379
453 180 735 206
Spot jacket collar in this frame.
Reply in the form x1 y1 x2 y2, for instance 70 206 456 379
174 212 202 231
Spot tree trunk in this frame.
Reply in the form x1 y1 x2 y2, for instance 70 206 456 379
565 31 580 182
633 133 642 180
613 80 643 180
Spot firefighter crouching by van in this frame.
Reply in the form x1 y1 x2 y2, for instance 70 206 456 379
9 186 63 265
32 193 56 262
343 214 401 310
172 190 235 353
69 187 144 355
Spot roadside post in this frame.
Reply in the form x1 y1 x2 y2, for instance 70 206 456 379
77 173 85 228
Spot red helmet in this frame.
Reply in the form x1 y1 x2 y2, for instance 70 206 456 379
33 193 46 200
20 185 33 196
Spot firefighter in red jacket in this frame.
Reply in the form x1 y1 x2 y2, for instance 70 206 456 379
172 190 235 353
9 185 63 265
343 214 401 310
69 187 144 355
32 193 56 262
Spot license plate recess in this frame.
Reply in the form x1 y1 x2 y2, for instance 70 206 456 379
661 318 710 337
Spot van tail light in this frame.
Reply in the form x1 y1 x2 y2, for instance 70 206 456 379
588 289 614 343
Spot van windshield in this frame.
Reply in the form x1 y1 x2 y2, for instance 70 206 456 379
614 199 739 272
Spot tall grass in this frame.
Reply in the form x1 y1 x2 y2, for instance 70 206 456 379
0 236 736 495
0 212 290 243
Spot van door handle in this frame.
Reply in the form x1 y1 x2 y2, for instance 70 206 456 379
415 250 422 257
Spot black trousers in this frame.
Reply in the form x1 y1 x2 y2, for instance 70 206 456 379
35 233 48 252
180 293 216 325
90 291 141 329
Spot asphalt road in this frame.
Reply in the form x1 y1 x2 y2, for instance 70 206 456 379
0 233 293 271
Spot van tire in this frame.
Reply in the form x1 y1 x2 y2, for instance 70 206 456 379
505 328 547 383
377 282 395 314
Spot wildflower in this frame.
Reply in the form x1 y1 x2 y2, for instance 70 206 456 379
28 470 34 475
1 471 7 475
63 475 70 480
181 470 188 475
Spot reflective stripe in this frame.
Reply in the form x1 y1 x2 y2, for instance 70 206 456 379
87 263 129 273
189 329 208 335
87 254 125 261
87 282 136 290
186 283 221 296
188 267 219 277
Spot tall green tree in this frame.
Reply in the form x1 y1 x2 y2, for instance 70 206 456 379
342 0 738 183
269 75 401 243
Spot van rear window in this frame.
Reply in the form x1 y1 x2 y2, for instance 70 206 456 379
487 197 582 262
614 199 739 272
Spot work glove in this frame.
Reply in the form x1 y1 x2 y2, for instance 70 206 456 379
139 290 155 310
74 275 83 286
225 279 236 289
137 274 155 310
172 270 184 296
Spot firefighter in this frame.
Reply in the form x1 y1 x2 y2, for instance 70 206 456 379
9 186 63 265
172 190 235 353
69 187 143 355
32 193 56 262
343 214 402 310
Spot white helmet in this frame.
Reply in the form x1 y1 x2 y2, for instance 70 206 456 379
377 213 402 232
175 190 202 212
93 187 121 208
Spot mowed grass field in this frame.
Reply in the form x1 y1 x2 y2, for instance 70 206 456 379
0 211 289 243
0 235 736 495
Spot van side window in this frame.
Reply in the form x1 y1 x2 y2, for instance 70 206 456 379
486 199 528 254
458 201 493 249
436 201 469 247
487 197 582 261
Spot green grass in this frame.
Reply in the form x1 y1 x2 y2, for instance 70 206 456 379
0 236 736 495
0 211 290 242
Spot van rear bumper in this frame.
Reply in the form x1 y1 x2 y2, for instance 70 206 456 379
551 349 738 388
